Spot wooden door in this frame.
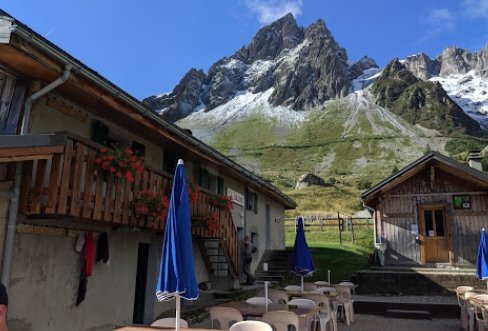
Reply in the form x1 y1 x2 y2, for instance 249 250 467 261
418 205 450 264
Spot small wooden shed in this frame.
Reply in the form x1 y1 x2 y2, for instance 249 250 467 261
361 151 488 266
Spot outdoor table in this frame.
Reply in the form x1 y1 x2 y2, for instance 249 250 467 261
211 301 319 319
286 290 338 299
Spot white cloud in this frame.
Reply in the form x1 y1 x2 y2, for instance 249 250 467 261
244 0 303 25
463 0 488 19
425 8 455 32
418 8 455 43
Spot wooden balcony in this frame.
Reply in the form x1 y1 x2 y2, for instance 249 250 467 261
14 133 240 276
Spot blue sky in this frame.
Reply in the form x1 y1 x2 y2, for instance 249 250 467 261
1 1 488 100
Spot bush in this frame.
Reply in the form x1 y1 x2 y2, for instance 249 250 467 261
357 179 372 190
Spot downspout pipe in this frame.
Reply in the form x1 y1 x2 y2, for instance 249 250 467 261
20 64 73 135
1 64 72 289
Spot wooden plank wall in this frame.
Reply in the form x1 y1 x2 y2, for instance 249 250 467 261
380 167 488 265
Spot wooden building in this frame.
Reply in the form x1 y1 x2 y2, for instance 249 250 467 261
0 12 295 330
361 151 488 266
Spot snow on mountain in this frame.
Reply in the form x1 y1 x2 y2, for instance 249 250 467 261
177 88 306 142
430 71 488 128
351 68 382 92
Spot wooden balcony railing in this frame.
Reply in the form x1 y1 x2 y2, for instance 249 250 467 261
17 134 240 276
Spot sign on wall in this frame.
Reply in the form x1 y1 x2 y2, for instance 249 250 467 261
227 188 245 206
453 195 471 209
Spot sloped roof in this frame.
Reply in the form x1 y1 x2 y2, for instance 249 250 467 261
361 151 488 206
0 10 297 209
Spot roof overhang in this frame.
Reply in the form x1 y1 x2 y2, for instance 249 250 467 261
0 13 296 209
361 152 488 208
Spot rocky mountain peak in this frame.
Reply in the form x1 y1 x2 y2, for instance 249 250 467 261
304 18 332 39
439 46 473 76
144 14 352 120
143 68 206 122
403 53 440 80
372 58 484 137
349 56 379 80
268 16 350 109
233 13 304 63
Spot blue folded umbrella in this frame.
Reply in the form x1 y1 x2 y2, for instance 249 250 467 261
290 216 315 277
156 160 198 330
476 228 488 281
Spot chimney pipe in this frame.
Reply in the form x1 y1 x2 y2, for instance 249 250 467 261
467 150 483 171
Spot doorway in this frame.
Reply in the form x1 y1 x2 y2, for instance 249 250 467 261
418 205 451 264
133 243 158 324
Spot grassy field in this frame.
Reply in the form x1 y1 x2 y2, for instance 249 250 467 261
209 102 425 215
284 225 374 284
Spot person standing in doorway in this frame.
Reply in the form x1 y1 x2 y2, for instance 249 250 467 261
242 235 256 285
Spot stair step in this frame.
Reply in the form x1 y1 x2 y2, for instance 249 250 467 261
203 240 220 249
386 309 431 320
255 275 285 282
256 271 288 276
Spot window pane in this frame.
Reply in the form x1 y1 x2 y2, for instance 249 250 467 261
253 192 258 214
199 169 209 189
217 177 224 195
435 210 445 236
92 120 109 146
424 210 434 236
163 150 178 174
245 188 253 211
131 141 145 158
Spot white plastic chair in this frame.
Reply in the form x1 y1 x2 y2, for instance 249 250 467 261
229 320 273 331
150 317 188 328
303 282 317 291
338 282 356 300
480 304 488 331
304 293 337 331
262 310 299 331
289 298 317 331
246 297 273 305
465 293 488 331
316 287 337 295
208 306 243 330
314 281 330 287
457 286 474 329
259 289 289 304
475 302 488 331
334 285 354 326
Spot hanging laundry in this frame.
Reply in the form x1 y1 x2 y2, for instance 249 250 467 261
75 264 87 306
84 231 95 277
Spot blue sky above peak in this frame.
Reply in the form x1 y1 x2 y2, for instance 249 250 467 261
1 1 487 100
244 0 303 24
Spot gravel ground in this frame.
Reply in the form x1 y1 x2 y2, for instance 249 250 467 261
191 314 460 330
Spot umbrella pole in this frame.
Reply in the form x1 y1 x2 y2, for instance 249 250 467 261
265 281 269 312
176 295 181 331
301 276 304 292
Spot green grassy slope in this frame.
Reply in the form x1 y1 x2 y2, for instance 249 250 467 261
209 96 438 215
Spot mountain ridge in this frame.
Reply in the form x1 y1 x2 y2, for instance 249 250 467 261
142 13 488 213
143 13 488 138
